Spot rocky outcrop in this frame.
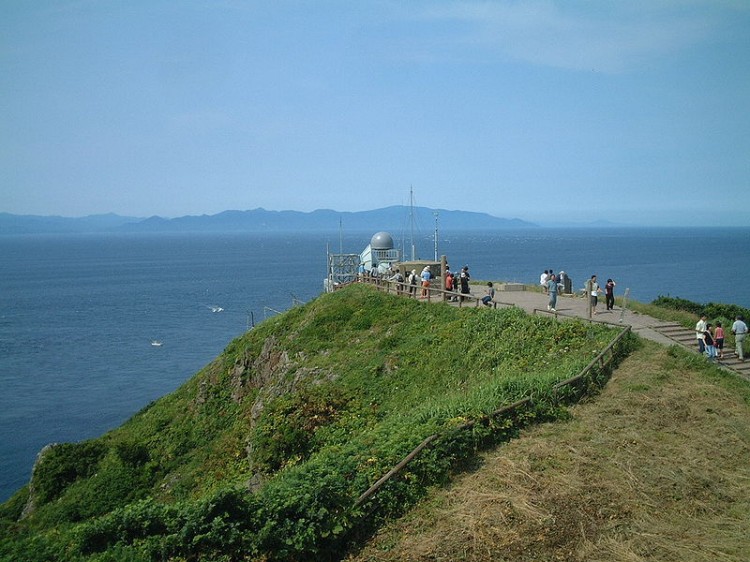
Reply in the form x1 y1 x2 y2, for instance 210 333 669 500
20 443 57 519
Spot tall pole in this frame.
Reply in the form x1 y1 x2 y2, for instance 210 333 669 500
433 211 439 261
409 185 416 261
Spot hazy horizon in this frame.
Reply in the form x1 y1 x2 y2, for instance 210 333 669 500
4 206 750 230
2 2 749 227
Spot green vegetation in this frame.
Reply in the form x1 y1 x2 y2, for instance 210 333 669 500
649 295 749 328
1 284 635 561
650 295 750 320
347 342 750 562
627 295 750 350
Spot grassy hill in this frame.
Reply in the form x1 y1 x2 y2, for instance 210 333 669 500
346 342 750 562
1 284 636 561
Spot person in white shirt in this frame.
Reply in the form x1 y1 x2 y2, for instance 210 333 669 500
588 275 602 315
540 270 549 294
731 315 748 361
695 314 708 354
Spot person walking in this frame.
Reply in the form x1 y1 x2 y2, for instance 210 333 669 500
588 275 602 315
547 274 559 312
703 323 717 360
695 314 708 354
731 315 748 361
540 270 549 294
605 278 616 311
714 322 725 359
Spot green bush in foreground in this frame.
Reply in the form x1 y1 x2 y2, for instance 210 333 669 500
1 284 636 561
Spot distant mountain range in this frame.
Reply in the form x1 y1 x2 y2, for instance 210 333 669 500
0 207 536 235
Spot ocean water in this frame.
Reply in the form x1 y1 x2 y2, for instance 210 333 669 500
1 227 749 502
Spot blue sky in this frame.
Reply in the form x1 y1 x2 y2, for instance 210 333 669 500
2 1 749 226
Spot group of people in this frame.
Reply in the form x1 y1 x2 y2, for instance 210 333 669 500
445 265 472 302
586 274 617 315
386 267 427 297
695 314 747 361
384 264 473 301
540 270 616 315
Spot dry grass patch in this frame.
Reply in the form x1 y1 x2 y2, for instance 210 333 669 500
346 342 750 562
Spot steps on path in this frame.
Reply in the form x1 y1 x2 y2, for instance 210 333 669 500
650 322 750 380
654 323 698 346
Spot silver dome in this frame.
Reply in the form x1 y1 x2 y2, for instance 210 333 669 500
370 231 394 250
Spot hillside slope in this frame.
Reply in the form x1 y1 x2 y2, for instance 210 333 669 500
0 284 632 561
347 342 750 562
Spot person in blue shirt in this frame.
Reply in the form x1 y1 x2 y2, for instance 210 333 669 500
420 266 432 298
547 276 559 312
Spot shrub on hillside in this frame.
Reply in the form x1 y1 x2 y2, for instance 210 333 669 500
32 442 107 504
652 296 749 321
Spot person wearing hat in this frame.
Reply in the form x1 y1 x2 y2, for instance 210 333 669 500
408 269 418 297
459 265 471 301
420 266 432 298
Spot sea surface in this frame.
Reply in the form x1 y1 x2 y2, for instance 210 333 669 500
1 227 749 502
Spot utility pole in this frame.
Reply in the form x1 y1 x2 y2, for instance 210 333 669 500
433 211 439 261
409 185 416 261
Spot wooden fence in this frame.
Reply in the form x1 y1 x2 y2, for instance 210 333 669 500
355 275 515 308
350 280 633 509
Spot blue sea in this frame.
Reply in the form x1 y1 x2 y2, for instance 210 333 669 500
1 227 749 502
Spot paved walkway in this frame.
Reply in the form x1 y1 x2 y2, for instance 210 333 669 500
472 286 671 342
362 278 749 380
462 284 750 380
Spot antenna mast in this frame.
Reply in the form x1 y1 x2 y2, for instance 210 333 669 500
409 185 416 261
433 211 439 261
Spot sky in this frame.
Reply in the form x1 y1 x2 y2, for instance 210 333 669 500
1 1 749 226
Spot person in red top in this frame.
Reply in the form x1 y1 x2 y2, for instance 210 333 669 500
714 322 725 359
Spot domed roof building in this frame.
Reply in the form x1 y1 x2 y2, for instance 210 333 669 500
370 231 394 250
360 231 400 275
324 231 401 292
